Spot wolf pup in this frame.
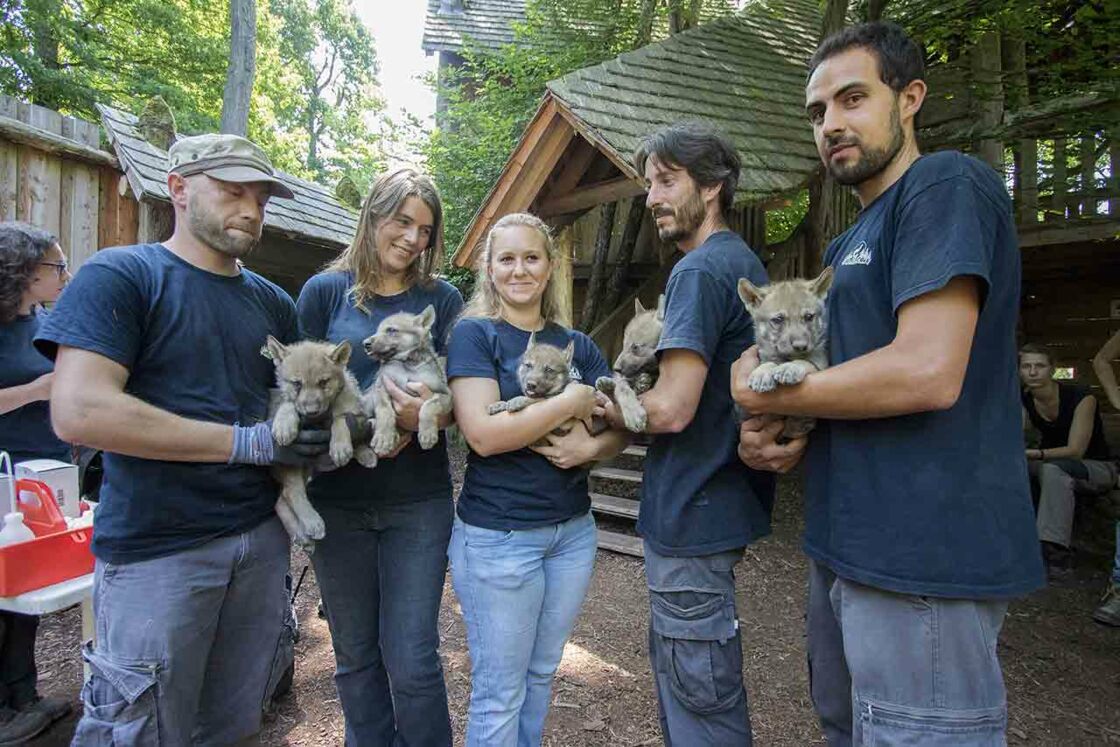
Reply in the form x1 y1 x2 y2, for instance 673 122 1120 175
488 333 606 441
362 305 452 464
595 295 664 432
736 266 833 440
263 337 375 548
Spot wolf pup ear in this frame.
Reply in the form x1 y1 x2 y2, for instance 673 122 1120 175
737 278 767 309
655 294 666 321
262 335 287 363
634 297 647 316
811 266 834 297
330 340 352 366
564 340 576 367
417 304 436 332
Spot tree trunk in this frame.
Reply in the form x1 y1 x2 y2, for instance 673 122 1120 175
866 0 888 21
821 0 849 38
635 0 657 47
220 0 257 136
601 197 647 317
28 0 62 110
580 201 618 331
969 30 1004 169
668 0 683 35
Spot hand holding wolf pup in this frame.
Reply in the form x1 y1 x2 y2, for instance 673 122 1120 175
736 266 833 440
362 304 453 464
487 333 602 442
263 337 376 548
595 295 664 432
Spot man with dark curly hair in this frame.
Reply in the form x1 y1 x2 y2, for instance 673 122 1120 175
0 221 73 744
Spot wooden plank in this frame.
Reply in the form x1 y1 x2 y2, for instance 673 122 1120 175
0 136 16 221
543 136 599 199
597 529 643 557
97 168 120 249
60 161 100 270
21 105 62 234
117 185 139 246
623 445 647 458
590 466 643 484
591 493 640 520
538 176 645 218
0 114 117 169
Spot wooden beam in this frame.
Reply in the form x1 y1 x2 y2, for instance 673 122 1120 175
544 137 598 198
551 97 641 180
0 114 117 169
538 176 644 218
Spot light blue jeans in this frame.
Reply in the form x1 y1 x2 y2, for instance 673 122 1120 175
807 560 1009 747
448 511 597 747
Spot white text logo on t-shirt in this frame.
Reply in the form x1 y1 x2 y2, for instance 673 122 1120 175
569 365 582 382
841 241 873 266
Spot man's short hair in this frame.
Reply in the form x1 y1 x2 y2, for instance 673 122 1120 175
809 21 926 95
632 121 741 216
1019 343 1053 364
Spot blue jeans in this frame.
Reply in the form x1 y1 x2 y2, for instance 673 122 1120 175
1113 522 1120 586
448 511 597 747
72 516 289 746
312 496 453 747
644 542 752 746
807 560 1009 746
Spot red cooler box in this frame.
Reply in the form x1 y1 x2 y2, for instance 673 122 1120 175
0 479 94 597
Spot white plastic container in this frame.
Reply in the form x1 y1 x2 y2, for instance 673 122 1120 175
15 459 80 518
0 512 34 547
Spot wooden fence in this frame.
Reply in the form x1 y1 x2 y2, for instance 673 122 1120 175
0 95 136 271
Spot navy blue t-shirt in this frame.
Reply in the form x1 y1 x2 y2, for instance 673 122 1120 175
638 230 776 556
35 244 299 564
804 151 1046 599
296 271 463 505
446 318 610 530
0 309 70 464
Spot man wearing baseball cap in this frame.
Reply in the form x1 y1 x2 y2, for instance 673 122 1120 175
36 133 325 745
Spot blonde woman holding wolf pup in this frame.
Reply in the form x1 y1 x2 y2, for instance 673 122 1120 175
446 213 629 746
296 168 462 746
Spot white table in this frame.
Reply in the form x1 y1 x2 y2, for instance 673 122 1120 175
0 573 94 677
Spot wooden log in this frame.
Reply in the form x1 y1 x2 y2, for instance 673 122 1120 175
539 177 644 219
579 201 618 331
969 31 1004 169
600 196 648 317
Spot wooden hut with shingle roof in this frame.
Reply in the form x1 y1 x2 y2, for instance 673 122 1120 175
97 103 357 297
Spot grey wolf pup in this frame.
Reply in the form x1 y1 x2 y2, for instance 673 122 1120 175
595 295 664 432
362 305 452 464
263 337 375 548
488 333 605 440
736 266 833 440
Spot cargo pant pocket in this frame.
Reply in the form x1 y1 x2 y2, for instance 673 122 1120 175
650 589 742 715
859 695 1006 747
262 599 298 712
72 643 160 746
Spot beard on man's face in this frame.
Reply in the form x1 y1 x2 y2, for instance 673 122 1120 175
653 188 707 242
187 190 261 258
825 102 905 187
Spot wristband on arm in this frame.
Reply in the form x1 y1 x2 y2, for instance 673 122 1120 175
228 422 275 465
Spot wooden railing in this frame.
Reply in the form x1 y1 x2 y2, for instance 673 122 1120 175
1008 128 1120 247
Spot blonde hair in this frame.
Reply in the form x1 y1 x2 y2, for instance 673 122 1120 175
462 212 569 326
326 167 444 311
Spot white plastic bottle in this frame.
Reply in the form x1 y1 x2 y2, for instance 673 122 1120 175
0 511 34 546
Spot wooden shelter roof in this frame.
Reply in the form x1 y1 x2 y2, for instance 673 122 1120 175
451 0 823 267
422 0 525 55
97 104 357 249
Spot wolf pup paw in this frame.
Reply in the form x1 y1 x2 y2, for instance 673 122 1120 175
354 445 378 468
487 401 510 415
329 438 353 467
418 426 439 450
620 401 647 433
747 365 778 393
773 361 809 387
595 376 616 396
272 409 300 446
372 428 400 457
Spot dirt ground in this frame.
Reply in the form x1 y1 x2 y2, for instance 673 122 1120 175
29 445 1120 745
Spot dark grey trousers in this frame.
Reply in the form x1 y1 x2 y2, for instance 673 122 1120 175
644 541 752 746
807 560 1010 747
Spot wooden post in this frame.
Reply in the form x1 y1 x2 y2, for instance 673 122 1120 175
1050 138 1067 222
600 197 648 322
1109 129 1119 218
969 31 1004 170
137 199 173 243
1079 133 1097 218
59 117 100 270
554 226 574 328
579 201 617 331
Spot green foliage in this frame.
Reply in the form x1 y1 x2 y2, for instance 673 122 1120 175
0 0 384 183
766 189 810 245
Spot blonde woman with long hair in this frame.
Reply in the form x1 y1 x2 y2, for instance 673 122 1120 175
296 168 462 746
446 213 629 746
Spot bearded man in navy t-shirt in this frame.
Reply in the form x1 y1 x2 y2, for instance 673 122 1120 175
36 134 329 745
733 22 1045 746
600 121 775 746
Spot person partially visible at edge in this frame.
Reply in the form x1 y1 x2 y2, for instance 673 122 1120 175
1091 330 1120 627
597 121 776 746
0 222 73 744
732 21 1045 746
446 212 629 747
1020 343 1115 577
35 134 331 746
295 167 462 746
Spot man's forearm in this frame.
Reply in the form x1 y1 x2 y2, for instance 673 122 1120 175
640 387 696 433
737 343 963 420
53 387 235 462
0 382 43 416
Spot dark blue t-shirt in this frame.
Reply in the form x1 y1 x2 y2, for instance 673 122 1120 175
35 244 299 564
638 230 776 556
296 271 463 505
446 317 611 530
0 309 70 464
804 151 1046 599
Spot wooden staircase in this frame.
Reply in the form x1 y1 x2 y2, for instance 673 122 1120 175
590 443 647 557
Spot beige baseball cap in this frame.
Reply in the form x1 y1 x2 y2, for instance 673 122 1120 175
167 133 294 199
